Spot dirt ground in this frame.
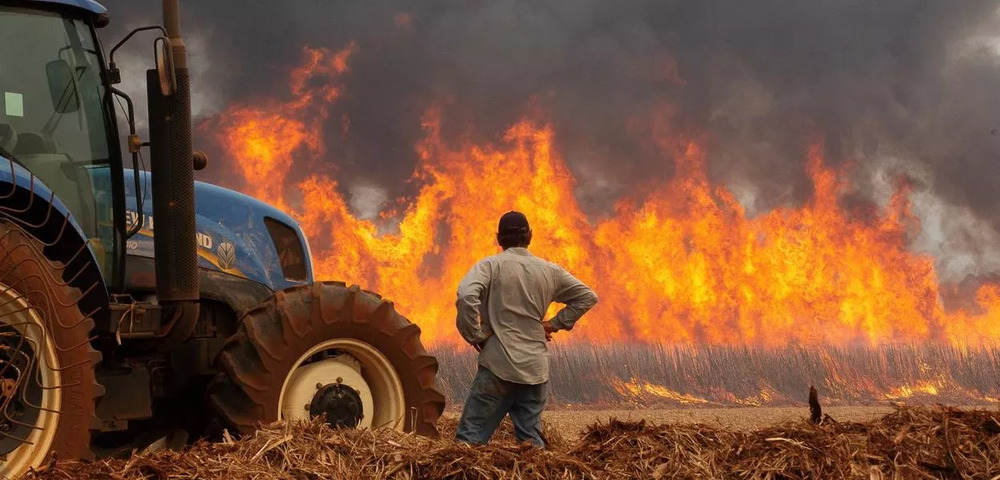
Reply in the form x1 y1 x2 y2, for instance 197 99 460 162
442 405 992 439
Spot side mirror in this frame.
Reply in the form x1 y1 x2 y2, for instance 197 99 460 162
45 60 80 113
154 37 176 97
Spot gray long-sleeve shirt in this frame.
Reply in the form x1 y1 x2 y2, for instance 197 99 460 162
455 247 599 385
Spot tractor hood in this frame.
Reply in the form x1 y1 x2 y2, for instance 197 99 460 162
124 170 314 292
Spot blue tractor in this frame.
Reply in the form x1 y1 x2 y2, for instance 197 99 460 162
0 0 445 475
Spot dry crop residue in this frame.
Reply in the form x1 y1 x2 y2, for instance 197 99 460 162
26 405 1000 479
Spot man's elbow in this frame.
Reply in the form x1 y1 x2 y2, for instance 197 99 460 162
567 291 598 316
585 290 599 309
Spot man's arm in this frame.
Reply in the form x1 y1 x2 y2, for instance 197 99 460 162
455 260 493 347
547 267 599 332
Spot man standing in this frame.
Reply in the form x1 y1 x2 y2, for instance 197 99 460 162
454 211 598 447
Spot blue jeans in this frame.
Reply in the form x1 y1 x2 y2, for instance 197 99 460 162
454 366 548 447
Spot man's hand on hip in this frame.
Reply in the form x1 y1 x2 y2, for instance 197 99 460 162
542 321 557 341
473 334 492 352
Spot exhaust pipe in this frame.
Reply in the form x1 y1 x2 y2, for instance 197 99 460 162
147 0 199 349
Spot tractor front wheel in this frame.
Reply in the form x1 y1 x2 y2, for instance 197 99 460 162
207 282 444 436
0 221 101 478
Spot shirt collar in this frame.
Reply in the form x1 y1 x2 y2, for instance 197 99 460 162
504 247 532 256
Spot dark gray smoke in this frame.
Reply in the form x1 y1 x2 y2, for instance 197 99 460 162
100 0 1000 282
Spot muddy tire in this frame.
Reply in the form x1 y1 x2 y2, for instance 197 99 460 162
0 221 101 478
207 281 445 437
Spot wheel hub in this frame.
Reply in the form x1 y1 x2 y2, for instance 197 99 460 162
0 324 42 456
0 279 64 477
309 383 364 428
279 340 405 431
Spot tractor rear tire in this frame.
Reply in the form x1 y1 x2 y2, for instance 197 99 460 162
0 221 101 478
207 282 445 437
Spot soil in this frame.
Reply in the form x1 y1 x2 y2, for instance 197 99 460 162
441 405 992 439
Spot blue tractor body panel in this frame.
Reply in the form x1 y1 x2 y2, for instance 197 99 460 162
123 170 314 293
1 155 312 298
24 0 105 14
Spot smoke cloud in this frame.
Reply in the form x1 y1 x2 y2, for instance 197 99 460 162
100 0 1000 285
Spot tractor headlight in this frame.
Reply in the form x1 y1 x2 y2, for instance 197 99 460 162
263 217 308 282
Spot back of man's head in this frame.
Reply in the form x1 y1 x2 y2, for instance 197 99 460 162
497 211 532 249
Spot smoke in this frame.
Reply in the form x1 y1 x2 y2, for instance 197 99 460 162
100 0 1000 283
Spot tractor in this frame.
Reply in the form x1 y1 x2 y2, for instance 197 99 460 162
0 0 445 476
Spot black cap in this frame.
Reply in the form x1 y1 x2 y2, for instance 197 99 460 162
498 211 530 233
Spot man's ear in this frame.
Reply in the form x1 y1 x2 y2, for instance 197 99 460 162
526 229 533 246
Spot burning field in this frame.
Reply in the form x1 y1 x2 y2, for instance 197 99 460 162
434 343 1000 408
187 40 1000 406
202 43 1000 350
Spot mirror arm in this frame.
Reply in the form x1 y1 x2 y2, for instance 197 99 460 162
106 25 168 85
109 86 145 239
109 26 167 64
108 86 136 137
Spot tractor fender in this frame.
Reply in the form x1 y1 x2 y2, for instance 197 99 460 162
0 158 110 318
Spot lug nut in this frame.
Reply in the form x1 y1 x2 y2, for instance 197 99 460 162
336 377 343 384
316 383 323 390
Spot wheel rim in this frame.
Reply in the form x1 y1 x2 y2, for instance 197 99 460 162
0 282 61 477
278 339 405 431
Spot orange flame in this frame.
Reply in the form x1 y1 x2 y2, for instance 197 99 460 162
611 378 713 405
883 381 942 400
211 45 1000 348
213 44 356 210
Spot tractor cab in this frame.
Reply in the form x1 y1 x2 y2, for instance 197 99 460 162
0 2 121 280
